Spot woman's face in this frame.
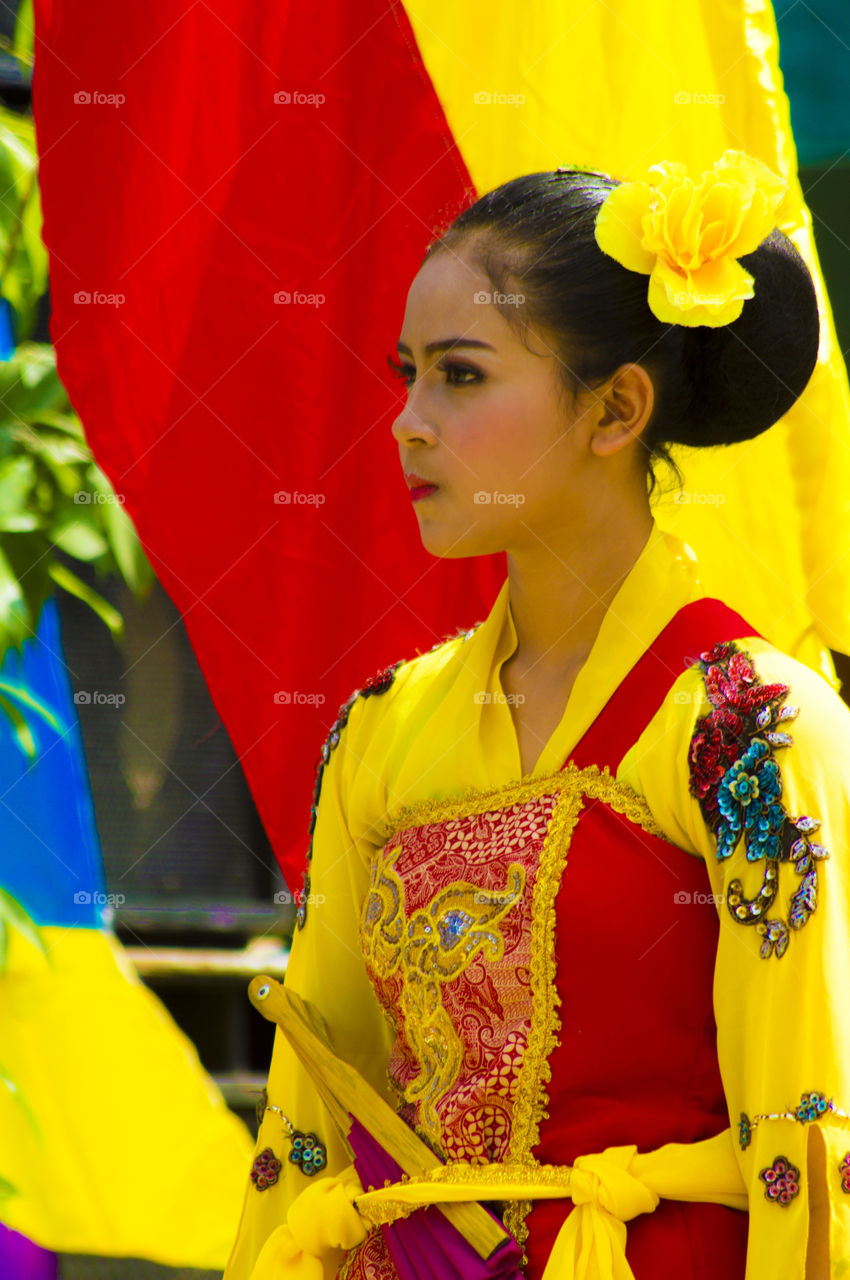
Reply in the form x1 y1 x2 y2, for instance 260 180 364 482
391 244 606 560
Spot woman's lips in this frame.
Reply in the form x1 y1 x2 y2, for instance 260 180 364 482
410 484 438 502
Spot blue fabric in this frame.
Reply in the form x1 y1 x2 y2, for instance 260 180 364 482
777 0 850 167
0 296 15 361
0 598 106 927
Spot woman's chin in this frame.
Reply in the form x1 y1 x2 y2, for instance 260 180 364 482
417 526 499 560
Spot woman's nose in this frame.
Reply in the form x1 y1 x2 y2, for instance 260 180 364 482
391 394 437 445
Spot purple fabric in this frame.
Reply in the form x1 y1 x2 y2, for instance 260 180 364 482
0 1224 58 1280
348 1116 524 1280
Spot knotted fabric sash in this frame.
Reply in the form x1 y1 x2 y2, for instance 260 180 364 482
249 1128 747 1280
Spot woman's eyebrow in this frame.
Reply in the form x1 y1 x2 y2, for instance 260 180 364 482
396 338 497 357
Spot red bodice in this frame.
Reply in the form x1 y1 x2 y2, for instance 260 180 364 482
348 600 756 1279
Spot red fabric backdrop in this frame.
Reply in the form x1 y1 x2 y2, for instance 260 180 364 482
30 0 505 886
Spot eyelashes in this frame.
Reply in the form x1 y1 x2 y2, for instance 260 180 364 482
387 354 413 384
386 354 483 387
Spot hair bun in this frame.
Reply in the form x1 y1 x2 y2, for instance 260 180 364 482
667 229 820 448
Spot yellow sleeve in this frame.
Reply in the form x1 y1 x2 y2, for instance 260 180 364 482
621 638 850 1279
223 688 396 1280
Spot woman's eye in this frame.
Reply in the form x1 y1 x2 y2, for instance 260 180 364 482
439 362 482 386
385 354 482 388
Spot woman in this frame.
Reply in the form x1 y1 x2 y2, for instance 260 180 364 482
225 154 850 1279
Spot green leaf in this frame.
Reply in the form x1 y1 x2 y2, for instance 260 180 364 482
0 690 35 756
47 560 124 639
49 516 109 560
0 542 31 646
0 887 46 959
0 678 62 733
0 455 34 514
99 495 153 594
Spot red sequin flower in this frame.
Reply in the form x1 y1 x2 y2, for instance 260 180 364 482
759 1155 800 1205
250 1147 282 1191
839 1152 850 1193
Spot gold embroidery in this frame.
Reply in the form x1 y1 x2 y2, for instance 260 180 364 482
503 781 584 1249
358 763 671 1264
361 841 527 1145
382 762 664 842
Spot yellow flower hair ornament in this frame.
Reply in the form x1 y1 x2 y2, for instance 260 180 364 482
593 150 790 328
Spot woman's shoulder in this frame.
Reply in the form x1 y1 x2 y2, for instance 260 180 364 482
669 634 850 745
319 620 484 754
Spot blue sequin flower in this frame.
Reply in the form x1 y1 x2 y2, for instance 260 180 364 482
716 739 785 861
288 1130 327 1176
795 1090 830 1123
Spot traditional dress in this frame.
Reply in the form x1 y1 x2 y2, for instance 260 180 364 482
224 523 850 1279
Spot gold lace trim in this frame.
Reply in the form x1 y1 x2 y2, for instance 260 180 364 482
382 762 665 843
502 779 584 1251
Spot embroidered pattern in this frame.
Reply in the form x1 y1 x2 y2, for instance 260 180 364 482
735 1090 850 1148
758 1155 800 1205
688 642 829 958
250 1147 281 1191
838 1153 850 1193
357 762 664 1266
295 625 482 929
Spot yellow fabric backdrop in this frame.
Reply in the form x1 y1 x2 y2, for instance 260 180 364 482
402 0 850 672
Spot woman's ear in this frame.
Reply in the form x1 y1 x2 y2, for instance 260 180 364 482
588 363 655 457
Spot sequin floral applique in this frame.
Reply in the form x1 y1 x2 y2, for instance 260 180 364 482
688 642 829 958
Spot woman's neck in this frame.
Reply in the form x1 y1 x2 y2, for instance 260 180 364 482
503 507 656 680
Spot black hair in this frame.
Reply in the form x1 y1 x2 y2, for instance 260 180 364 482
427 169 820 494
